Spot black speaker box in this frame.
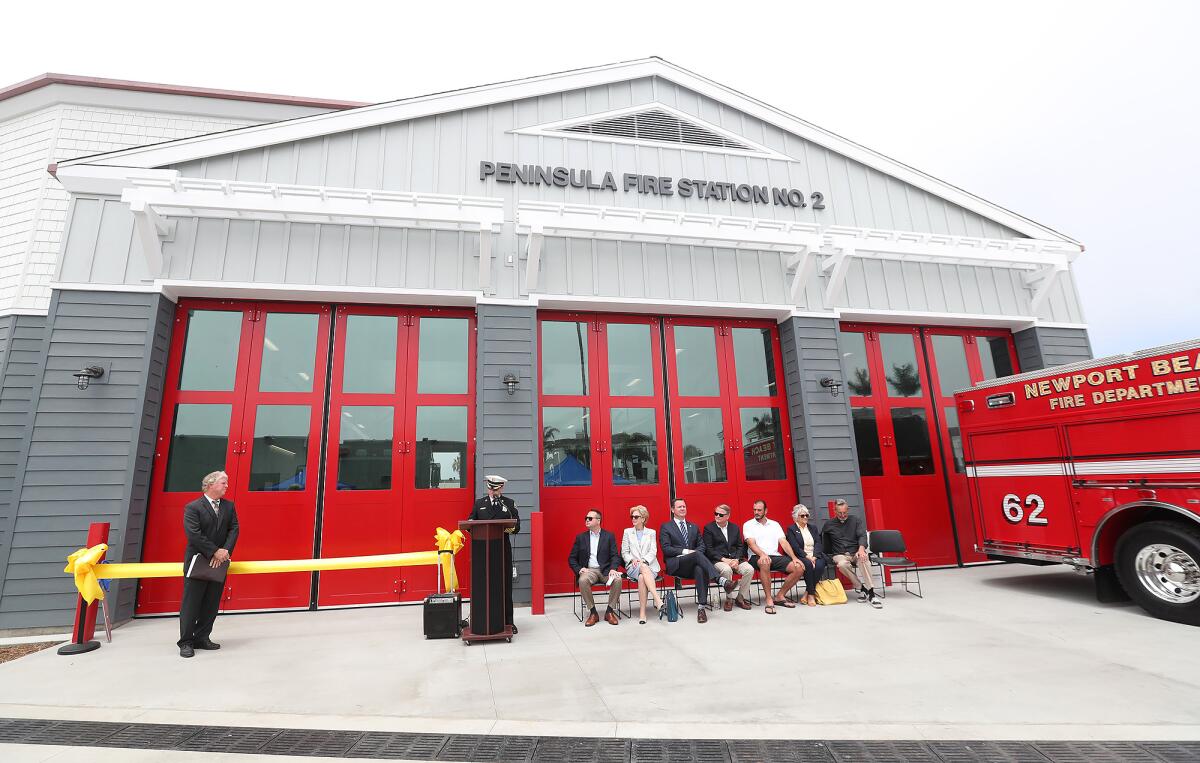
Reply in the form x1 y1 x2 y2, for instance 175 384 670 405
423 592 461 639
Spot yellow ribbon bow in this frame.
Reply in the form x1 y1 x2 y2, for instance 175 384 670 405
434 527 465 592
64 544 109 604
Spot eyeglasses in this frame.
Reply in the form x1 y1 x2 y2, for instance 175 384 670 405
715 512 728 518
798 514 810 518
585 516 599 522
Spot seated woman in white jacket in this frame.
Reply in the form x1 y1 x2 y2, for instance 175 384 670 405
622 505 665 624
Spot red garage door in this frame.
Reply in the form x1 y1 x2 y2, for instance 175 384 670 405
137 300 473 615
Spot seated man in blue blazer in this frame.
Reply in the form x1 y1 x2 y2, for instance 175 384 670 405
568 509 623 626
660 498 735 623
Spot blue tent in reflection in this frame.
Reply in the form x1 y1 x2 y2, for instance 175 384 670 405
544 455 637 486
544 454 592 487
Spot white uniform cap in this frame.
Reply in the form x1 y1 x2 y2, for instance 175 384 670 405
485 474 508 489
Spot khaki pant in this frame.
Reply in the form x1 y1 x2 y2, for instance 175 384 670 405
578 567 622 611
713 560 755 600
832 553 874 592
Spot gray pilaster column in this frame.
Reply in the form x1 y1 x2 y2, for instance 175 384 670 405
1013 326 1093 371
475 303 539 605
0 290 173 630
779 316 865 519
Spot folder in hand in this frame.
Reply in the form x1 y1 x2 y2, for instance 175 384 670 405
186 553 229 583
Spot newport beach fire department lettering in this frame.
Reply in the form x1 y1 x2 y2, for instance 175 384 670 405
1022 351 1200 411
478 161 826 210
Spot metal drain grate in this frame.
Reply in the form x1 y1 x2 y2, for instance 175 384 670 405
437 733 538 761
727 739 836 762
262 728 366 757
176 725 283 754
927 741 1051 762
631 738 731 763
95 722 204 750
347 731 449 760
0 718 1191 762
1032 741 1161 763
827 740 942 763
1140 742 1200 762
0 718 56 743
535 737 630 762
19 720 123 746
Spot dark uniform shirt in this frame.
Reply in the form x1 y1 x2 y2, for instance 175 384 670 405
824 513 867 555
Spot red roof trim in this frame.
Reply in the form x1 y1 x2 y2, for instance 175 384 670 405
0 73 367 110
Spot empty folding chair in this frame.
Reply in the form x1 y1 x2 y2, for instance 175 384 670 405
867 530 922 598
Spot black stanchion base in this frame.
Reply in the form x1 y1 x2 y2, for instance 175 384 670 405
57 640 100 656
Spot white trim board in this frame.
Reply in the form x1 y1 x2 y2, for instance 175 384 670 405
54 58 1080 246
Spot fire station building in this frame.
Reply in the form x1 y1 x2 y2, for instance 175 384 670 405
0 59 1093 630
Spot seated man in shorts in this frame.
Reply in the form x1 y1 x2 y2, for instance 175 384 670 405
742 499 804 614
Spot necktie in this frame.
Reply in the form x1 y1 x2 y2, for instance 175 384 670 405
678 520 687 545
211 499 219 513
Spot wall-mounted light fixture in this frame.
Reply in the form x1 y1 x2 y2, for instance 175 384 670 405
502 372 520 396
73 365 106 391
819 377 843 398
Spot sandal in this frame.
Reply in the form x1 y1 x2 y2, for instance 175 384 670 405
778 599 796 608
765 605 777 614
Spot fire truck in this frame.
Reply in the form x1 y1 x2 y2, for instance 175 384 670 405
955 338 1200 625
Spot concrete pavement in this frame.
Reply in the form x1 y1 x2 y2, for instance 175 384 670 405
1 563 1198 747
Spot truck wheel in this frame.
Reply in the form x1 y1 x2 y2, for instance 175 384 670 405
1114 520 1200 626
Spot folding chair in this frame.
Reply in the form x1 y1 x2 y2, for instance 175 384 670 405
867 530 922 598
573 572 631 622
659 574 700 611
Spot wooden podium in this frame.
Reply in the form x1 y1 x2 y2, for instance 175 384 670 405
459 518 516 644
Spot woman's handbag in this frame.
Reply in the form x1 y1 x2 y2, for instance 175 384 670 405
664 589 679 622
814 578 847 605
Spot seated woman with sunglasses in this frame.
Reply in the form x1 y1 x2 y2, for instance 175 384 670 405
622 505 665 623
785 504 827 607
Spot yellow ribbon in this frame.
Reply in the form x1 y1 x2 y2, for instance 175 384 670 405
434 527 465 592
64 544 109 605
64 541 463 601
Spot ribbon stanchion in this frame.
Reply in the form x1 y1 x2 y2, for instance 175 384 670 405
58 521 109 656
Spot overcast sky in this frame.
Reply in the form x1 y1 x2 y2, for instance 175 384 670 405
5 1 1196 357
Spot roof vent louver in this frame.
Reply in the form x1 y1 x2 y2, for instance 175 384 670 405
561 108 753 151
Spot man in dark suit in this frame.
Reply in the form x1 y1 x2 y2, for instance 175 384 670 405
178 470 239 658
660 498 734 623
703 503 755 612
568 509 623 626
467 474 521 633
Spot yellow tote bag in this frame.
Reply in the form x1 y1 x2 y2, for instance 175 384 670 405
815 578 847 605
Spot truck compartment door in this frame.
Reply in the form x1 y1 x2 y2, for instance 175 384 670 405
967 426 1081 556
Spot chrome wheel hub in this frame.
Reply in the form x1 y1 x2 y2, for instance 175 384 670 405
1134 543 1200 604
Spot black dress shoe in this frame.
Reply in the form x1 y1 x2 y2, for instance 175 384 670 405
179 644 195 658
194 640 220 650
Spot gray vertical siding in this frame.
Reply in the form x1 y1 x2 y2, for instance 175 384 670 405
0 314 48 628
475 304 539 605
1014 326 1093 372
52 75 1087 325
0 290 171 630
173 77 1025 240
779 317 865 520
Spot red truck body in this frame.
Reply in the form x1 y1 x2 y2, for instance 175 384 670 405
954 338 1200 625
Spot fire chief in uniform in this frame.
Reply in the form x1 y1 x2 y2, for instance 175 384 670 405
467 474 520 633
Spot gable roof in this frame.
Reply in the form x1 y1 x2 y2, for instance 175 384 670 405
0 72 366 110
54 57 1080 246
